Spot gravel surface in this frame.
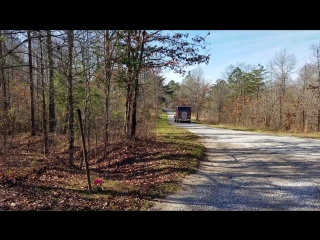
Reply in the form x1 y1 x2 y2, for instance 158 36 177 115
149 109 320 211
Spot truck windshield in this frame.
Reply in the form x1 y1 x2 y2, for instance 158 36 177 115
178 107 190 111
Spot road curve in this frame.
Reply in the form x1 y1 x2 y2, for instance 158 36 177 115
149 108 320 211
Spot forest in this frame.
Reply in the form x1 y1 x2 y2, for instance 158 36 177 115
1 30 320 210
0 30 210 210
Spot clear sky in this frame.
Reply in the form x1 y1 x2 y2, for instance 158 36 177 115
162 30 320 84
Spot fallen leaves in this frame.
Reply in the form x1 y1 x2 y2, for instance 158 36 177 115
0 133 191 211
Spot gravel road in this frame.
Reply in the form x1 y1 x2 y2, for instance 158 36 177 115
148 109 320 211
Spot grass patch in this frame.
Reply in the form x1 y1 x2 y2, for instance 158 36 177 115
146 112 206 202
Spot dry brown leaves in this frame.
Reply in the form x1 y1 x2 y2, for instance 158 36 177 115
0 133 183 211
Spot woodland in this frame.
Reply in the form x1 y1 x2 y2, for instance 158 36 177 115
1 30 320 210
0 30 209 210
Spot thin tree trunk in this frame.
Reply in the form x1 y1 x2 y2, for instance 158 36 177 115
88 88 98 157
80 32 90 164
39 31 48 155
315 47 320 132
0 30 8 161
103 30 112 162
125 33 132 137
125 80 132 137
36 49 40 133
28 30 36 136
154 76 158 118
131 30 146 138
131 77 138 138
67 30 74 165
77 109 92 194
84 71 90 160
279 94 282 129
46 30 56 133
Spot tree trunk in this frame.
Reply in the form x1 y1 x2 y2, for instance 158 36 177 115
130 30 146 139
28 30 36 136
67 30 74 165
46 30 56 133
131 77 138 138
125 77 132 137
0 30 8 161
103 30 112 161
39 32 48 155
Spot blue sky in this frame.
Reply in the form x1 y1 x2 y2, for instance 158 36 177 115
162 30 320 84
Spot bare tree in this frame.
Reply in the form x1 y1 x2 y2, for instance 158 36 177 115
0 30 9 161
46 30 56 133
267 48 298 129
310 43 320 130
311 43 320 83
179 67 211 121
296 63 316 132
209 79 229 124
28 30 36 136
38 31 48 155
102 30 117 161
67 30 75 164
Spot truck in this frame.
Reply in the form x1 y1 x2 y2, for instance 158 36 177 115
174 106 191 123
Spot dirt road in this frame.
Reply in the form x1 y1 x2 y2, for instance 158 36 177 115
149 109 320 211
